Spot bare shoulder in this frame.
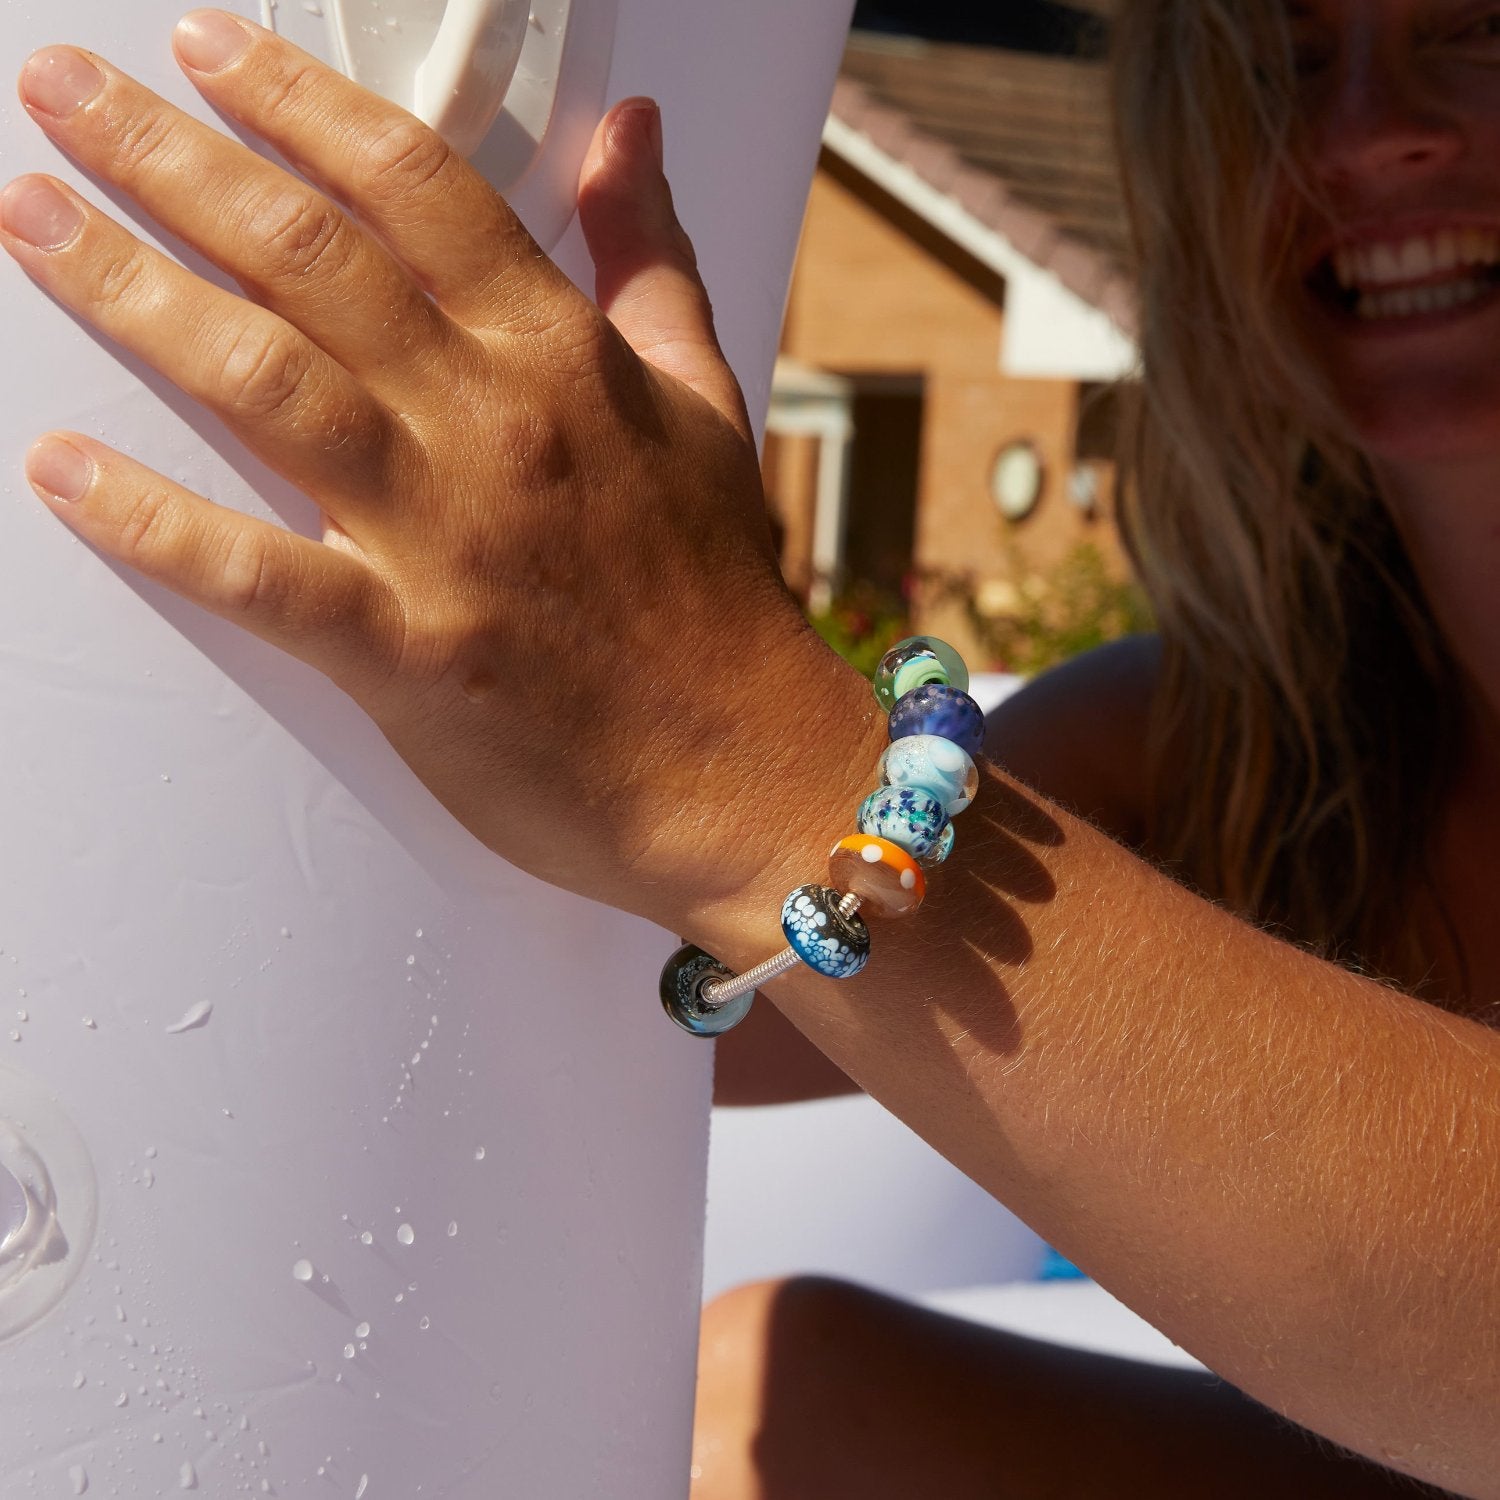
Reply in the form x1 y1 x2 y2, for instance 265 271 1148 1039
982 634 1161 848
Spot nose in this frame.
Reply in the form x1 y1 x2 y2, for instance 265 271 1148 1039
1306 35 1464 186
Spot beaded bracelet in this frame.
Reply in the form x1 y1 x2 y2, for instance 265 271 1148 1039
660 636 982 1036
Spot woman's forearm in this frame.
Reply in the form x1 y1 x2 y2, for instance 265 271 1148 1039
681 652 1500 1498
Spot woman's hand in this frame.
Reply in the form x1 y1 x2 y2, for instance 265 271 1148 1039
0 10 864 929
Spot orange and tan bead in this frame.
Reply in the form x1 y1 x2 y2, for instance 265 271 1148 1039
828 835 927 920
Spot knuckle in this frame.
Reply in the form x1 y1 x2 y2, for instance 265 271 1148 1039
91 243 153 312
218 325 315 423
110 110 180 180
248 191 353 282
217 529 283 617
258 59 326 123
355 116 456 204
113 484 174 565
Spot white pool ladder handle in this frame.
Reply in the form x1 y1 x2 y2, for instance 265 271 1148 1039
412 0 532 155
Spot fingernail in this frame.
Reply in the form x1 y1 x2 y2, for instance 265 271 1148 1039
0 178 83 250
27 437 93 503
21 48 105 118
175 10 251 73
621 99 663 170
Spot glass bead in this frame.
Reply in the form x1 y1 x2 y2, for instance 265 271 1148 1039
889 684 985 758
858 785 949 861
829 836 926 919
781 886 871 979
879 735 979 816
916 822 955 870
873 637 970 713
659 943 755 1036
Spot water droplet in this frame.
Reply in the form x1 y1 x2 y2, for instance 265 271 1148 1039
71 1372 84 1389
82 1018 96 1029
446 1221 457 1238
7 1032 17 1044
165 1001 213 1035
418 1316 430 1330
359 1231 373 1247
145 1147 158 1160
396 1224 414 1246
354 1321 370 1339
474 1147 486 1161
142 1168 155 1188
355 1477 369 1499
179 1460 198 1489
342 1343 355 1360
292 1260 314 1283
68 1464 87 1494
15 1010 25 1023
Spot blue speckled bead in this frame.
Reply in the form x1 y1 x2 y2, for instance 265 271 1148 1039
879 734 979 816
858 785 949 860
889 683 985 758
873 637 970 713
915 821 955 870
781 886 871 979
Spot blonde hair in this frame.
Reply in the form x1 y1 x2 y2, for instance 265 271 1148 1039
1108 0 1464 993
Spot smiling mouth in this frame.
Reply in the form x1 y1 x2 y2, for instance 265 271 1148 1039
1311 228 1500 321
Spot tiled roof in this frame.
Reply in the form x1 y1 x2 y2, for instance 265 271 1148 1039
830 31 1135 331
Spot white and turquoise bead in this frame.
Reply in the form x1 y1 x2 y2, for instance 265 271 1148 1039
873 637 970 713
879 734 979 816
780 885 872 979
858 785 949 860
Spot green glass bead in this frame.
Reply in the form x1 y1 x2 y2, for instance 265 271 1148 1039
873 637 970 713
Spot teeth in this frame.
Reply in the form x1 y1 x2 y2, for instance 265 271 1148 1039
1332 228 1500 288
1355 276 1489 320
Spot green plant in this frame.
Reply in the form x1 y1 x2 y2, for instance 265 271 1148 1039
804 578 912 679
922 543 1154 678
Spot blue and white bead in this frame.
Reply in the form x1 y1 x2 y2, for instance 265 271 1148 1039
889 683 985 758
780 885 871 979
858 785 948 861
879 734 979 816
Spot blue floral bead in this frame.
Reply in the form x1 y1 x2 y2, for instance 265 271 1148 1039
889 683 985 758
858 785 949 860
879 734 979 816
873 637 970 713
781 886 871 979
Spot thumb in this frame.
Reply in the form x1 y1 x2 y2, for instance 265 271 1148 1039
577 99 750 437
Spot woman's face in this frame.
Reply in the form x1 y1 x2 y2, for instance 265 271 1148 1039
1285 0 1500 463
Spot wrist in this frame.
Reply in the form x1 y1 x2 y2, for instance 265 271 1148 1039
664 624 887 968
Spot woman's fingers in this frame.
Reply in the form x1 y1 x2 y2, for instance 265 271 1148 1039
0 173 406 522
16 41 466 392
168 9 578 335
578 100 751 440
26 432 399 696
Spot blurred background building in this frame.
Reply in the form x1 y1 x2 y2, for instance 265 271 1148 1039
766 0 1147 676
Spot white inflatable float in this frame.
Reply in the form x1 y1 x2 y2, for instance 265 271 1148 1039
0 0 854 1492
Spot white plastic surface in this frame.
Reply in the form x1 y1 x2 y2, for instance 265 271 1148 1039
0 0 856 1493
268 0 609 243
